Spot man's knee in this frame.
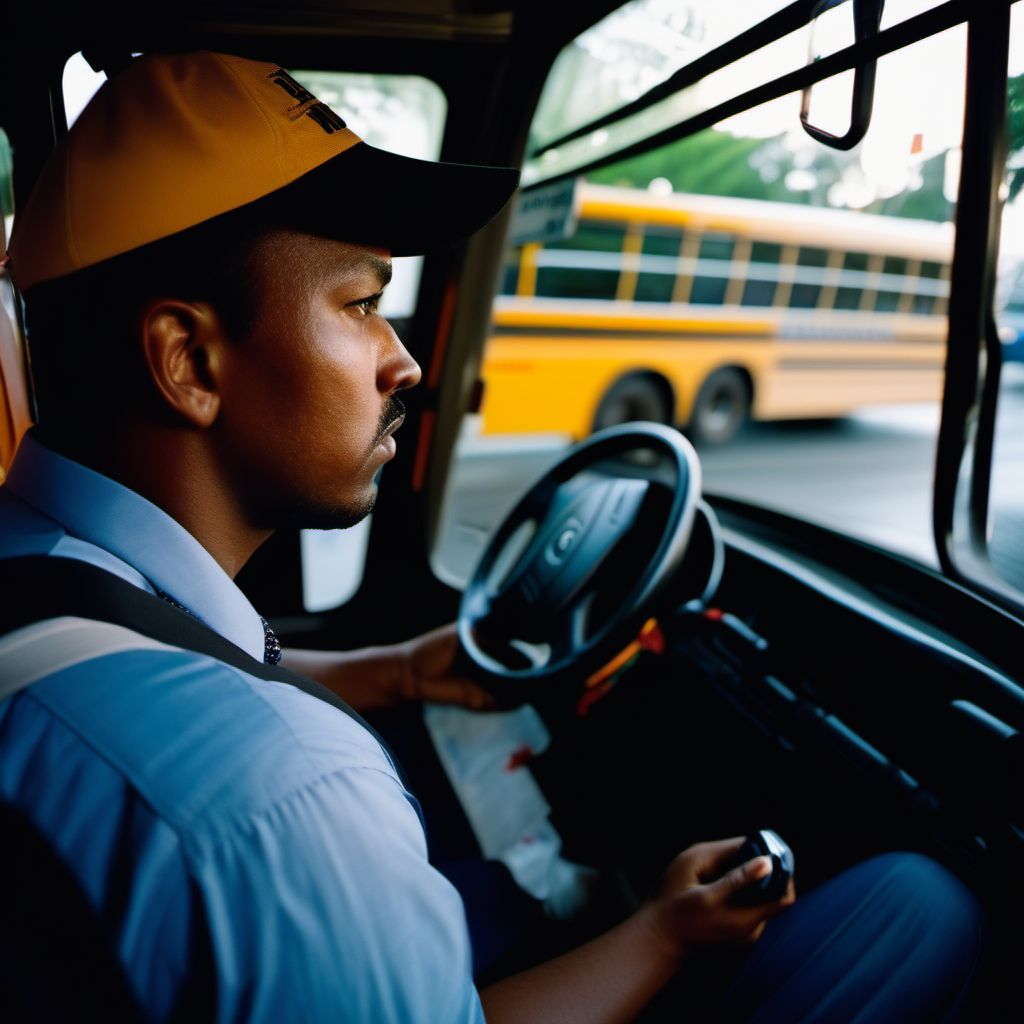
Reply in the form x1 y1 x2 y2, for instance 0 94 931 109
847 851 984 956
717 852 986 1023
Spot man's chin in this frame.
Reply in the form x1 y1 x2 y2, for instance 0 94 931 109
270 489 377 532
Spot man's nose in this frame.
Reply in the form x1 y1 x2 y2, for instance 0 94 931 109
379 323 422 393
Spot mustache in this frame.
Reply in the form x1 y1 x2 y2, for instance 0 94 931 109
374 395 406 445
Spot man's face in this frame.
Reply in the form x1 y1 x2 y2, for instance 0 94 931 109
213 230 421 530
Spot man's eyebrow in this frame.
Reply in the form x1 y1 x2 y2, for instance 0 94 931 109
359 252 393 289
318 247 393 290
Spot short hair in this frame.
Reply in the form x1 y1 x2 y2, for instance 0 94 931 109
23 203 277 427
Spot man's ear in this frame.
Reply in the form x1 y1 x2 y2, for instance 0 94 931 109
139 300 225 428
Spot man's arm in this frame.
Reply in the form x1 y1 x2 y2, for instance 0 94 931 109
480 839 795 1024
284 623 495 712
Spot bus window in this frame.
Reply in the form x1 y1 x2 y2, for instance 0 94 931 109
635 226 684 303
790 246 828 308
874 255 907 312
500 250 521 296
537 221 625 301
535 263 619 301
642 227 685 257
690 233 733 305
740 241 781 307
913 260 946 315
834 252 869 310
546 222 625 253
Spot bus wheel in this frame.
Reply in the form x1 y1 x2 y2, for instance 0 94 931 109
592 373 673 433
688 367 751 445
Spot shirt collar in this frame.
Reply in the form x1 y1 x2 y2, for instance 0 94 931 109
6 432 267 661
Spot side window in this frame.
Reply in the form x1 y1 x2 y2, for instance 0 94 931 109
635 225 684 303
62 52 107 128
741 241 781 307
0 126 31 480
287 70 447 612
914 260 947 314
834 252 869 310
874 255 908 312
535 264 620 300
537 221 624 301
790 246 828 309
500 249 522 296
439 1 969 583
987 8 1024 596
691 232 734 305
546 222 626 253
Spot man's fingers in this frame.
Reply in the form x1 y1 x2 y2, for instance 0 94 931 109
760 879 797 919
689 837 748 882
419 677 496 710
709 855 773 899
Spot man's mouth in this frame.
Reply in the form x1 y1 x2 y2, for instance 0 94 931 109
375 396 407 447
379 413 405 443
367 397 406 462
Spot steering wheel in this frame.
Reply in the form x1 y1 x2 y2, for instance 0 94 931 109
457 423 704 702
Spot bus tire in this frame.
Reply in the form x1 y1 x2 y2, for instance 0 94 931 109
592 373 673 433
687 367 751 445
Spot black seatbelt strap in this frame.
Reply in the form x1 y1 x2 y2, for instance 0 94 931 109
0 556 419 806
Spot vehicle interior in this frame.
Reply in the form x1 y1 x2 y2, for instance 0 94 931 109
1 0 1021 1017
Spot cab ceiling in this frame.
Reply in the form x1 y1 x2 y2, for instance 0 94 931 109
4 0 625 76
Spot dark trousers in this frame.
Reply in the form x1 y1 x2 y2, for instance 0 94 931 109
372 708 986 1019
648 851 986 1023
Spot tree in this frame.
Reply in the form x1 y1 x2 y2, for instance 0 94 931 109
0 129 12 221
586 123 954 224
587 128 852 208
1006 71 1024 202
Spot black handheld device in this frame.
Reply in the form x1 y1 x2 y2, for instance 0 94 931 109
730 829 794 905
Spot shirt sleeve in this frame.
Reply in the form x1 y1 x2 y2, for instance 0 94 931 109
190 763 485 1024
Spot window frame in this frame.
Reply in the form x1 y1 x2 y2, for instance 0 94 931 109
515 0 1022 618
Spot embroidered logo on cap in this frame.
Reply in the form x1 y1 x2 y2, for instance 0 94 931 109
268 69 348 135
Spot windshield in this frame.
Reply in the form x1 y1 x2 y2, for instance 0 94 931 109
436 6 973 587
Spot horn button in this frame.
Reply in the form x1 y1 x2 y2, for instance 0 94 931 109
493 478 650 630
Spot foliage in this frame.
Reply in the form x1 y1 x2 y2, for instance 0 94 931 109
1007 72 1024 202
0 129 12 222
587 123 953 223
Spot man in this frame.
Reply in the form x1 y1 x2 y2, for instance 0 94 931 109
0 51 984 1022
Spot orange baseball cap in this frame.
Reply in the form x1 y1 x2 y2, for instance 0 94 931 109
7 51 520 291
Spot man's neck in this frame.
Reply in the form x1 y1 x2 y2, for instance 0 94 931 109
34 425 272 579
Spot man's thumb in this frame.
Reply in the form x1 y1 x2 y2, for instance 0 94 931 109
712 855 772 898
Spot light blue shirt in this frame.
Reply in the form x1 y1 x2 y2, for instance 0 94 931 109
0 432 484 1023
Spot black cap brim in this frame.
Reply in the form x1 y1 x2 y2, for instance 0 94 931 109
261 141 520 256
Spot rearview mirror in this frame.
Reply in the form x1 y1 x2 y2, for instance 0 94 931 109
800 0 884 150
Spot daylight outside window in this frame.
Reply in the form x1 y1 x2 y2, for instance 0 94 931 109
436 1 970 587
987 3 1024 596
289 70 446 611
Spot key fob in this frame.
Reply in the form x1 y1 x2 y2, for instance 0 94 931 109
730 829 794 905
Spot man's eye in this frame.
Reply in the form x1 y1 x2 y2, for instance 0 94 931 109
349 294 382 318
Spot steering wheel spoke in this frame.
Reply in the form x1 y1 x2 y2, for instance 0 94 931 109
549 595 593 662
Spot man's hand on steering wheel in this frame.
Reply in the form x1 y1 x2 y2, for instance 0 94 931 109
284 625 496 713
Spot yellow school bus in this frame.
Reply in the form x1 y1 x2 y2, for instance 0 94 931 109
481 183 954 444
